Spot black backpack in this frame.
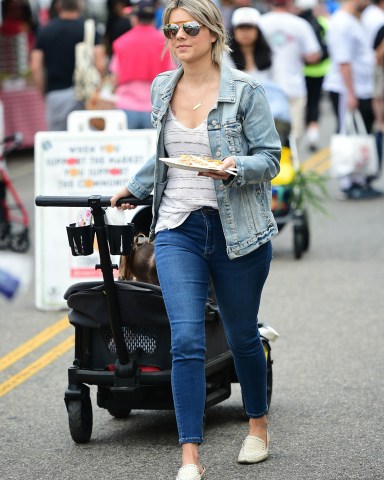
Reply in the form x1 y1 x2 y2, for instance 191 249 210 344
300 10 329 62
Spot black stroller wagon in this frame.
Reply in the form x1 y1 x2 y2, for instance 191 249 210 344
35 194 278 444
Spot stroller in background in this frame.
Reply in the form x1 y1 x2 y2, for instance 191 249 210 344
263 81 310 259
35 194 279 444
0 100 30 252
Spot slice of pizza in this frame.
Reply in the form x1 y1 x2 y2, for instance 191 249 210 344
177 155 222 169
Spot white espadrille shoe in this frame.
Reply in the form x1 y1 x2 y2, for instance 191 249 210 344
176 464 206 480
237 433 269 464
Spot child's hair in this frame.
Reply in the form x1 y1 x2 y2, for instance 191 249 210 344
119 234 159 285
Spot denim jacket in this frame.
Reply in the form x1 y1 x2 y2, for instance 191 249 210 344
127 65 281 259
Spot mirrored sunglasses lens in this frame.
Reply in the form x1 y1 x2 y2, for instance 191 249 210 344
183 23 201 37
163 24 179 39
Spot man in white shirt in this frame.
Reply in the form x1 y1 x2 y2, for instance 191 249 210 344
259 0 321 143
361 0 384 175
361 0 384 48
324 0 382 199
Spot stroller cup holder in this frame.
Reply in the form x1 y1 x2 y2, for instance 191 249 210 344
106 223 135 255
66 224 95 256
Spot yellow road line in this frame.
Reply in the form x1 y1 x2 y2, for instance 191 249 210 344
0 335 75 397
0 317 70 372
301 147 330 172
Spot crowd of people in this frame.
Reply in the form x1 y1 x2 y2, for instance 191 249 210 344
1 0 382 197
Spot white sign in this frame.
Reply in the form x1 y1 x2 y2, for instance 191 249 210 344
35 128 156 310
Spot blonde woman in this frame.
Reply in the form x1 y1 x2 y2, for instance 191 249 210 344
111 1 281 478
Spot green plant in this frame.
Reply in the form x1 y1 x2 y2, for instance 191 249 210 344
292 169 330 215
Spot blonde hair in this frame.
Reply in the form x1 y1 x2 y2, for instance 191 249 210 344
162 0 230 67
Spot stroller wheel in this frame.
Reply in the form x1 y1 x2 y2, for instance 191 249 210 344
302 211 310 252
293 209 310 259
293 227 304 259
10 230 30 253
67 397 93 444
107 407 132 419
0 223 11 250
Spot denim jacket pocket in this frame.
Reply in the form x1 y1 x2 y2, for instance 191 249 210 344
240 184 270 232
223 119 244 155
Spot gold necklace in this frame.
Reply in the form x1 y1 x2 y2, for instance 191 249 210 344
185 80 210 111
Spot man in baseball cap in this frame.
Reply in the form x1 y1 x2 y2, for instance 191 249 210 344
132 0 156 20
231 7 261 28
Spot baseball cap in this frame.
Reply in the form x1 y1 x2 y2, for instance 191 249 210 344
132 0 156 19
294 0 318 9
231 7 261 28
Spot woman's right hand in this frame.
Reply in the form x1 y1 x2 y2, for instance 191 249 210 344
110 187 137 210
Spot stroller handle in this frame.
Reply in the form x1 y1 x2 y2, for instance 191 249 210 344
35 193 153 369
35 195 153 208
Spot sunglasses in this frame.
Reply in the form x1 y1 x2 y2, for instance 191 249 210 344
163 21 203 39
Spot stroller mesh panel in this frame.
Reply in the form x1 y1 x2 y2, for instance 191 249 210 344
102 326 159 358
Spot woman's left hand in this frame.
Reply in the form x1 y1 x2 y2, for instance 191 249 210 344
198 156 237 180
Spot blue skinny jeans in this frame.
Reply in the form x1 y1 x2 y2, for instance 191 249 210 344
154 208 272 444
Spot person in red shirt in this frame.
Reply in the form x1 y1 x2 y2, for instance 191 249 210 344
109 0 174 129
0 0 36 52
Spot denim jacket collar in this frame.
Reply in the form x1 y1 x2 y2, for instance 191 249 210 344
154 64 237 105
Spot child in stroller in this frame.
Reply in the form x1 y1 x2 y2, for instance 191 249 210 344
118 233 159 285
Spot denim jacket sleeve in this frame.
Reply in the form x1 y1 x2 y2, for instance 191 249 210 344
232 83 281 187
126 153 156 199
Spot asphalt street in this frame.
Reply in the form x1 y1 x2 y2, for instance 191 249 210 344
1 97 384 480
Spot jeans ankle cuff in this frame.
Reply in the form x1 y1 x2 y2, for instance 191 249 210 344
179 436 204 445
246 408 268 419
